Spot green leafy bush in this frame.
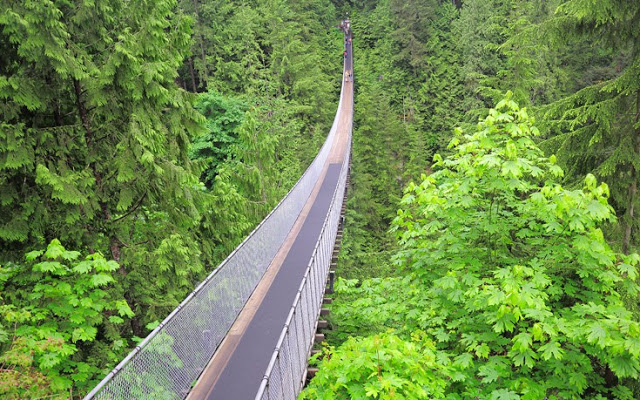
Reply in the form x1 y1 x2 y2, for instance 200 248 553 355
191 91 247 188
302 332 448 400
391 94 640 398
0 240 133 399
328 277 413 345
310 94 640 399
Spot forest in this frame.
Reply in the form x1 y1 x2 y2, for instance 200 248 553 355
1 0 639 399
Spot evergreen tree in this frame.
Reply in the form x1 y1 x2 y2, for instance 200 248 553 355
181 0 342 260
414 1 464 166
541 0 640 253
177 0 234 91
388 0 437 81
338 83 404 279
453 0 508 121
0 0 207 335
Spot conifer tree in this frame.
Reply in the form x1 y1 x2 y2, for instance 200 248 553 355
541 0 640 253
0 0 207 334
415 2 464 162
388 0 437 80
177 0 235 92
453 0 534 124
178 0 341 263
339 82 405 278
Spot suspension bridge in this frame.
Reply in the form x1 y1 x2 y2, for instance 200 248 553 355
84 24 354 400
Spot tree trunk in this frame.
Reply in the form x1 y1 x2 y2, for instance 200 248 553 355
74 79 143 332
192 0 208 88
74 79 93 139
53 98 63 126
188 57 198 93
623 178 637 254
74 79 123 264
623 90 640 254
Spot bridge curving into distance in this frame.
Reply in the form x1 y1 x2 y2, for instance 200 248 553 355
84 23 354 400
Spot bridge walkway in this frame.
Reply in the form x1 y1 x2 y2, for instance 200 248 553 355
186 32 354 400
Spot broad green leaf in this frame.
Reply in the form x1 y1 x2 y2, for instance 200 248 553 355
491 389 521 400
539 341 564 360
91 273 114 287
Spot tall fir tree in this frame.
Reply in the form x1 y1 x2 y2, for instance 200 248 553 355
338 82 405 279
414 1 464 167
0 0 207 334
540 0 640 253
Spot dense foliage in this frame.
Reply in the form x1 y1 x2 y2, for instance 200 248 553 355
539 0 640 254
303 332 448 399
1 240 132 398
180 0 342 257
307 95 640 399
335 0 640 279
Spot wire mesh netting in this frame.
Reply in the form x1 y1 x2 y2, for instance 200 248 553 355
255 35 354 400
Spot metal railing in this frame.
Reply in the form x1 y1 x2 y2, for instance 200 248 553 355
254 139 350 400
83 72 349 400
254 39 353 398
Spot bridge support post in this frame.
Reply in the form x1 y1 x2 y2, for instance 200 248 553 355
327 270 335 294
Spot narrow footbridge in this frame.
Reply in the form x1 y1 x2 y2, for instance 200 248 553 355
84 27 354 400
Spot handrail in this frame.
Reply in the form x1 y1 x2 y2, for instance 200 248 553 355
254 28 354 400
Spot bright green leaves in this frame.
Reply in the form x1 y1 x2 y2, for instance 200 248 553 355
0 240 131 398
509 332 537 368
115 300 134 318
609 356 640 380
191 91 247 189
491 389 521 400
479 358 509 383
302 333 448 400
329 277 413 343
72 326 98 342
501 160 522 178
90 273 114 287
43 239 77 260
586 321 607 347
538 341 564 361
618 261 639 281
383 95 640 397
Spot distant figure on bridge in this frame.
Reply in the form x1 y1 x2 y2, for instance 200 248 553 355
340 18 352 82
339 18 351 36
